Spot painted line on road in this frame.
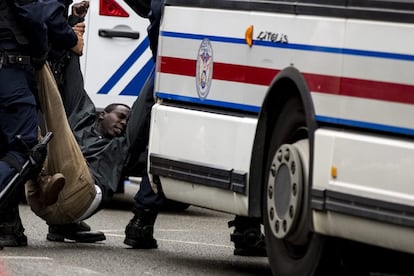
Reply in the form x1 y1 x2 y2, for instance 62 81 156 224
105 233 232 248
102 229 191 233
0 256 53 261
158 238 233 248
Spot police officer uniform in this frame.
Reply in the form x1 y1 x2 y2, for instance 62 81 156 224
122 0 166 249
0 0 78 247
0 0 39 247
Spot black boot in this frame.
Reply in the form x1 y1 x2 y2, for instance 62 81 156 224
124 208 158 249
0 205 28 247
47 221 106 243
228 216 267 257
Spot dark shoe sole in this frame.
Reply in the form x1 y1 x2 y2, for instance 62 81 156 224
47 232 106 243
234 247 267 257
124 237 158 249
0 235 28 247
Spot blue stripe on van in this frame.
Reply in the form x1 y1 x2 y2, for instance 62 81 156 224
316 115 414 136
155 92 261 113
161 31 414 62
97 37 150 95
120 58 154 96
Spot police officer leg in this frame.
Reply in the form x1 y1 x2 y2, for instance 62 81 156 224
124 66 155 175
123 67 163 249
0 146 28 248
124 174 165 249
228 216 267 257
0 66 39 246
0 186 27 247
0 147 32 247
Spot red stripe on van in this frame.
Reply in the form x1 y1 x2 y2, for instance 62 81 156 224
158 56 414 105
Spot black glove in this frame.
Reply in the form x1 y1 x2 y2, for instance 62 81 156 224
29 132 53 180
68 15 84 26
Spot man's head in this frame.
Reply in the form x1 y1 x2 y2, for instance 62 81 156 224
98 103 131 139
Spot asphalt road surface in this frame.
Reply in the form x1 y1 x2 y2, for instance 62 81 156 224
2 182 414 276
0 183 271 276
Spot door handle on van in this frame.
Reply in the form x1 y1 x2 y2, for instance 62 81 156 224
98 29 140 39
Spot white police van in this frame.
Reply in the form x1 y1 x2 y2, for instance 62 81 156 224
148 0 414 274
80 0 153 110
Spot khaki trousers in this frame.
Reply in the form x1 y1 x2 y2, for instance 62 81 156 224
25 63 96 224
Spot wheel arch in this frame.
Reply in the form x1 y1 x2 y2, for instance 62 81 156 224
248 66 317 219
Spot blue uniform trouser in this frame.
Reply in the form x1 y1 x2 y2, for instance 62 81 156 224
133 174 165 210
0 66 39 204
126 67 165 210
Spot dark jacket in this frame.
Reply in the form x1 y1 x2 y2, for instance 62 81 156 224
0 0 30 47
11 0 77 58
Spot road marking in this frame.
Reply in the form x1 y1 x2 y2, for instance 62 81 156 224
102 229 191 233
158 238 233 248
105 233 232 248
0 257 102 275
0 256 53 261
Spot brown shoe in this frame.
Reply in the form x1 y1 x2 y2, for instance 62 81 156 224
38 173 65 206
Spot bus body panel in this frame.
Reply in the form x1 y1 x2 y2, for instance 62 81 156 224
149 104 255 214
149 0 414 261
313 212 414 254
314 129 414 206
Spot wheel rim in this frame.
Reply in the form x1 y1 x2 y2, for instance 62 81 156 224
267 143 303 239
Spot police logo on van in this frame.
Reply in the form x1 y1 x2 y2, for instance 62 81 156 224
196 38 213 100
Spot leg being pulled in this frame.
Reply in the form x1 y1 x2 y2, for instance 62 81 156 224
47 221 106 243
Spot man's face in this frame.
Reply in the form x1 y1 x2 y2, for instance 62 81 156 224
99 105 130 139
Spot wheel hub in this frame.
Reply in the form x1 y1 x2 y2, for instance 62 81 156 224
267 144 303 239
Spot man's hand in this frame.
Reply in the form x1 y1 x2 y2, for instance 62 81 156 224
71 21 86 55
71 33 84 56
72 1 89 18
73 22 86 37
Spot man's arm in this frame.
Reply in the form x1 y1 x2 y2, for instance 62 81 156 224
69 1 90 55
